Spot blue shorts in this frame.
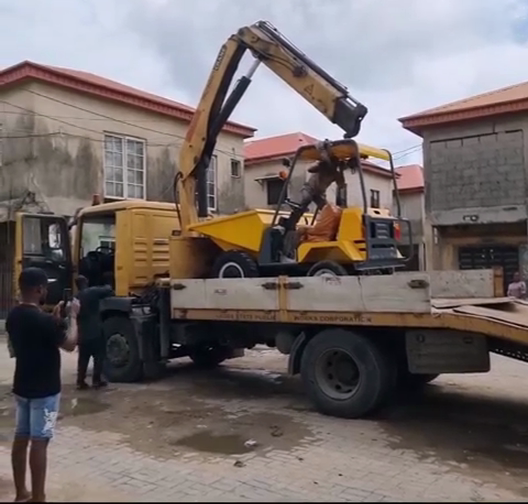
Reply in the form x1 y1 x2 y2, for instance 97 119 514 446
14 394 61 440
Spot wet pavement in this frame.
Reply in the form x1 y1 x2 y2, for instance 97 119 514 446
0 343 526 501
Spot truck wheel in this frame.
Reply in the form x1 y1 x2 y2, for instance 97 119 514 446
307 260 348 277
301 328 394 419
189 345 228 368
211 250 259 278
103 316 143 383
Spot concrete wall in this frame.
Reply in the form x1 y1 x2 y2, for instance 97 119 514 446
394 190 425 269
395 191 424 242
244 159 394 210
0 82 247 219
423 115 527 227
420 112 528 270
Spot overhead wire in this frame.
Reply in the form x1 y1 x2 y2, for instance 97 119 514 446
1 90 423 163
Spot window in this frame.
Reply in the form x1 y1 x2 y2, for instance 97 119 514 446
22 217 66 261
99 238 116 250
23 217 42 255
206 155 217 210
230 158 241 178
370 189 380 208
267 178 286 206
104 134 146 199
80 217 116 258
0 124 3 167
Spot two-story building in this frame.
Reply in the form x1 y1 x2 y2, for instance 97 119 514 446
244 132 396 211
0 60 255 316
400 82 528 289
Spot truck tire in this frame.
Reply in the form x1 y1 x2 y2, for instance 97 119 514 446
307 260 348 277
211 250 259 278
300 328 394 418
103 316 143 383
189 345 228 368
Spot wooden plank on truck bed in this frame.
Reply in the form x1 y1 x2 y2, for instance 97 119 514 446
453 303 528 329
170 273 431 314
429 269 495 299
171 278 279 311
432 297 511 309
286 273 430 313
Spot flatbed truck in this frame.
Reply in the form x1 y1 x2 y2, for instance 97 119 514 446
99 266 528 419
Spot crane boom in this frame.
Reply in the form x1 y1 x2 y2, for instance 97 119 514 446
176 20 368 232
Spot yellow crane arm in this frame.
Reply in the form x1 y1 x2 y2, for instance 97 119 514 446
176 20 368 232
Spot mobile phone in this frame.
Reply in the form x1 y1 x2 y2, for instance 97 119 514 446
61 288 72 317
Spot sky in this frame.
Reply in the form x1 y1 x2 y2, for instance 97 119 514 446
2 0 528 165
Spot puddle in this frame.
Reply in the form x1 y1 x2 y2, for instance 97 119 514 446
172 430 252 455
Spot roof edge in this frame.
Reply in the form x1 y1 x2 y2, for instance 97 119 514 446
0 61 256 138
399 97 528 134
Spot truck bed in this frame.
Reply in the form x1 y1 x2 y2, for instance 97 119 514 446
168 269 528 348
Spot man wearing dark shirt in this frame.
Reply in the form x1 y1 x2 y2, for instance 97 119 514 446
75 274 114 390
7 267 79 502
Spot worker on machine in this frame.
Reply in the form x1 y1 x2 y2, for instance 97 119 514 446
276 141 350 261
283 141 348 232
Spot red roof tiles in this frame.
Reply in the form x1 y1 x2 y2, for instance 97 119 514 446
395 164 424 192
244 132 395 178
0 60 255 138
244 132 318 164
400 80 528 134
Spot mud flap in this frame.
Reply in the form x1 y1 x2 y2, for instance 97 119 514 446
288 332 308 375
406 329 490 374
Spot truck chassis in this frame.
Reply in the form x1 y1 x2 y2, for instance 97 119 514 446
99 268 528 419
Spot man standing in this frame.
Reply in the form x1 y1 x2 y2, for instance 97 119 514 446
75 274 114 390
7 267 79 502
507 271 527 299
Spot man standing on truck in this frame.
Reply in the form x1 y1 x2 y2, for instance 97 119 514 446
507 271 527 299
7 267 79 503
75 274 114 390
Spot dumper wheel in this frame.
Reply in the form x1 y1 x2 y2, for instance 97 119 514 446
103 316 143 383
307 260 348 277
211 250 259 278
301 328 394 419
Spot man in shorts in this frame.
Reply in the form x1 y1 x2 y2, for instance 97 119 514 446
6 267 80 502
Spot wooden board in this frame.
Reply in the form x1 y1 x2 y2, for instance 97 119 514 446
170 278 279 311
432 297 512 309
429 270 495 299
170 273 432 314
453 304 528 329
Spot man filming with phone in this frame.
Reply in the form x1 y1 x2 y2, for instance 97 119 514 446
7 267 80 502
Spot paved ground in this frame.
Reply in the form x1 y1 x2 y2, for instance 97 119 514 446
0 341 526 502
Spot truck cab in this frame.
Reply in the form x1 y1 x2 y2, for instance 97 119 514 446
14 200 180 305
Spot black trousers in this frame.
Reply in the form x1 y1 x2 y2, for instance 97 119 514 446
77 337 106 384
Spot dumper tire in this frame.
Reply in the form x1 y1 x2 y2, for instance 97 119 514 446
211 250 259 278
301 328 394 419
103 316 143 383
307 260 348 277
